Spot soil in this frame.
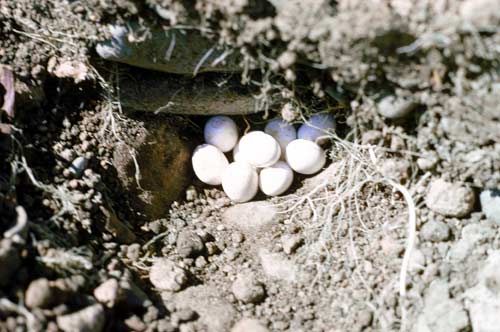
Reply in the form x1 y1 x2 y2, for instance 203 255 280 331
1 1 500 332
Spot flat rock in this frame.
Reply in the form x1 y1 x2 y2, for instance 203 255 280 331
231 318 269 332
480 189 500 226
149 258 188 292
171 285 237 332
425 179 475 217
222 201 278 235
56 304 105 332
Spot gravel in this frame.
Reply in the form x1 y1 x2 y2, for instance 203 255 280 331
425 179 475 217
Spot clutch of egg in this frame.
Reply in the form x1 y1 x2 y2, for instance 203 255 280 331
192 115 331 203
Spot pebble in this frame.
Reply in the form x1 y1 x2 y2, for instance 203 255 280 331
231 273 266 304
259 249 297 282
231 318 269 332
25 278 54 309
281 235 303 255
420 220 451 242
377 95 417 119
56 304 105 332
195 256 208 268
149 258 188 292
176 230 205 258
93 278 123 308
480 189 500 226
69 156 88 177
425 179 475 217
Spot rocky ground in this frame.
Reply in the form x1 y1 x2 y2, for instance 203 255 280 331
1 0 500 332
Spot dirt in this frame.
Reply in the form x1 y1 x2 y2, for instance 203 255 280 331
1 1 500 332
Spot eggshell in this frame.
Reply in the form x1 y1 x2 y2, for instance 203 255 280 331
204 116 239 152
286 139 326 174
222 161 259 202
192 144 229 185
297 113 335 143
264 119 296 159
259 161 294 196
238 131 281 168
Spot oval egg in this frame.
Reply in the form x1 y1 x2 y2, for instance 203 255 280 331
204 115 239 152
222 161 259 203
192 144 229 185
259 161 294 196
264 119 296 159
297 113 335 144
286 139 326 175
238 131 281 168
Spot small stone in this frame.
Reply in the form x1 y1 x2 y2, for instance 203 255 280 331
361 130 382 145
420 220 451 242
281 235 303 255
93 278 123 308
124 244 140 262
379 158 410 182
480 189 500 226
231 318 269 332
195 256 207 268
222 201 278 236
124 315 146 332
176 230 205 258
25 278 54 309
56 304 105 332
425 179 475 217
186 186 197 201
149 258 188 292
377 95 417 119
417 153 438 171
69 156 88 177
231 273 265 304
259 249 297 282
59 149 75 162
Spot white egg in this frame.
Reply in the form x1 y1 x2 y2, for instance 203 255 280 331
286 139 326 175
297 113 335 144
204 116 239 152
232 140 245 163
264 119 297 159
222 161 259 203
192 144 229 185
259 161 294 196
238 131 281 168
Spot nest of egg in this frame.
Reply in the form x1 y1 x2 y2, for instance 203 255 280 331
192 114 335 203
